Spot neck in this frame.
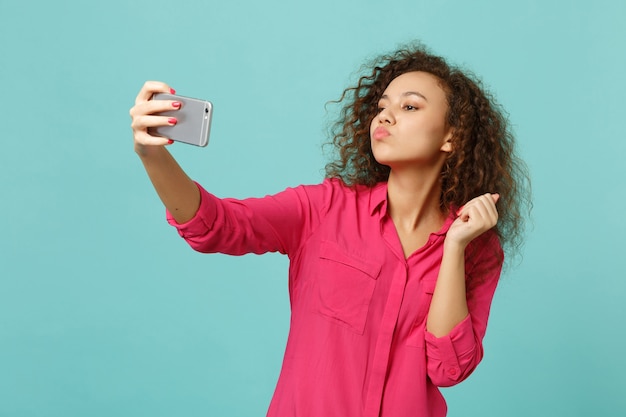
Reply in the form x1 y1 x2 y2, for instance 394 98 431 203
386 168 446 232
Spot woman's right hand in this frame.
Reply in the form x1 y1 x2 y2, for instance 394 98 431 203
129 81 180 154
128 81 201 223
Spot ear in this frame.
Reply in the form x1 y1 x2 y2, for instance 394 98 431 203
440 129 454 153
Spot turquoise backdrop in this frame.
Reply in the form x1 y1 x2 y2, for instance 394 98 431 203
1 0 625 416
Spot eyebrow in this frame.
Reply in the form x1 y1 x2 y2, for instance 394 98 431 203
380 91 428 102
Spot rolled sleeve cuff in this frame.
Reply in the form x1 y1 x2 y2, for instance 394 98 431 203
166 184 218 241
424 315 481 385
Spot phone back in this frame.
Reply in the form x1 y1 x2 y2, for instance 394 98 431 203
151 93 213 147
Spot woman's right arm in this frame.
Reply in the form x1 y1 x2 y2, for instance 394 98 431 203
129 81 200 224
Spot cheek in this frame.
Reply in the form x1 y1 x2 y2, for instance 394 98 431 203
421 113 448 138
369 117 377 133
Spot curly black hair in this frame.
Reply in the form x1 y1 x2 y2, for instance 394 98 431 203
325 42 532 262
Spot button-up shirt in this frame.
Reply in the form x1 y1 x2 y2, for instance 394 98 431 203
167 178 503 417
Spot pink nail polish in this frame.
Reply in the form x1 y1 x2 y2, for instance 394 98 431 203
170 88 176 94
172 101 181 109
168 117 177 125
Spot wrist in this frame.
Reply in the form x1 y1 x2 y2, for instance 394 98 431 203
443 238 467 255
135 142 165 159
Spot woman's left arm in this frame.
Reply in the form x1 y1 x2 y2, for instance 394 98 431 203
425 193 502 386
427 193 500 336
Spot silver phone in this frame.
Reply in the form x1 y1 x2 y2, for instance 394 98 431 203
150 93 213 147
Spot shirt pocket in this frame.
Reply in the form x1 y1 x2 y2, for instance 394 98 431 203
315 240 381 335
405 277 437 348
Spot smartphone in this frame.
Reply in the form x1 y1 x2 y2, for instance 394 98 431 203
149 93 213 147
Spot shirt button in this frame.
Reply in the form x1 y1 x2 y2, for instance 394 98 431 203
448 368 458 376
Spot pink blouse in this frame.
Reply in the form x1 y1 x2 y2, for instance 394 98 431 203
167 178 503 417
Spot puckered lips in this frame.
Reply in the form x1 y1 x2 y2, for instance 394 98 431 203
372 126 390 140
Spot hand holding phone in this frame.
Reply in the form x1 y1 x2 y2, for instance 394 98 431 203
149 93 213 147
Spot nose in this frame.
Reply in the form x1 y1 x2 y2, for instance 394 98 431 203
376 107 394 125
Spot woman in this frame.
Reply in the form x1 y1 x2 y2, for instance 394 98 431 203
129 43 530 417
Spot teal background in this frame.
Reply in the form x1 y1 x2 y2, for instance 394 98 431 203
1 0 625 416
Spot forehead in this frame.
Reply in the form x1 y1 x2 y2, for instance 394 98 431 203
382 71 448 104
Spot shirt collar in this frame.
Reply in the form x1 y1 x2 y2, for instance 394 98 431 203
433 211 456 236
368 181 389 216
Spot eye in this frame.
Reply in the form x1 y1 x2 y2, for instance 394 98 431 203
404 104 418 111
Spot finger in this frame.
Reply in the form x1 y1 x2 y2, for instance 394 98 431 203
458 198 486 221
458 194 497 224
472 195 498 227
476 197 494 221
481 193 499 220
468 194 495 216
130 98 181 119
134 130 173 146
466 193 498 210
134 81 175 105
131 115 177 130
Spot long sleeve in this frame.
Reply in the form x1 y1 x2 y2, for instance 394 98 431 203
424 232 503 387
166 180 333 257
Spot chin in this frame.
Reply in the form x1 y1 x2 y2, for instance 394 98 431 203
372 152 397 168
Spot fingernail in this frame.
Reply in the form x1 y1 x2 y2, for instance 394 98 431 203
170 88 176 94
168 117 177 125
172 101 181 109
167 139 174 145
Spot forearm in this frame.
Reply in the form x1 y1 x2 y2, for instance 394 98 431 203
426 241 468 337
136 144 200 224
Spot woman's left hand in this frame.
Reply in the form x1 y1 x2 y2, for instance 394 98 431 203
446 193 499 248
